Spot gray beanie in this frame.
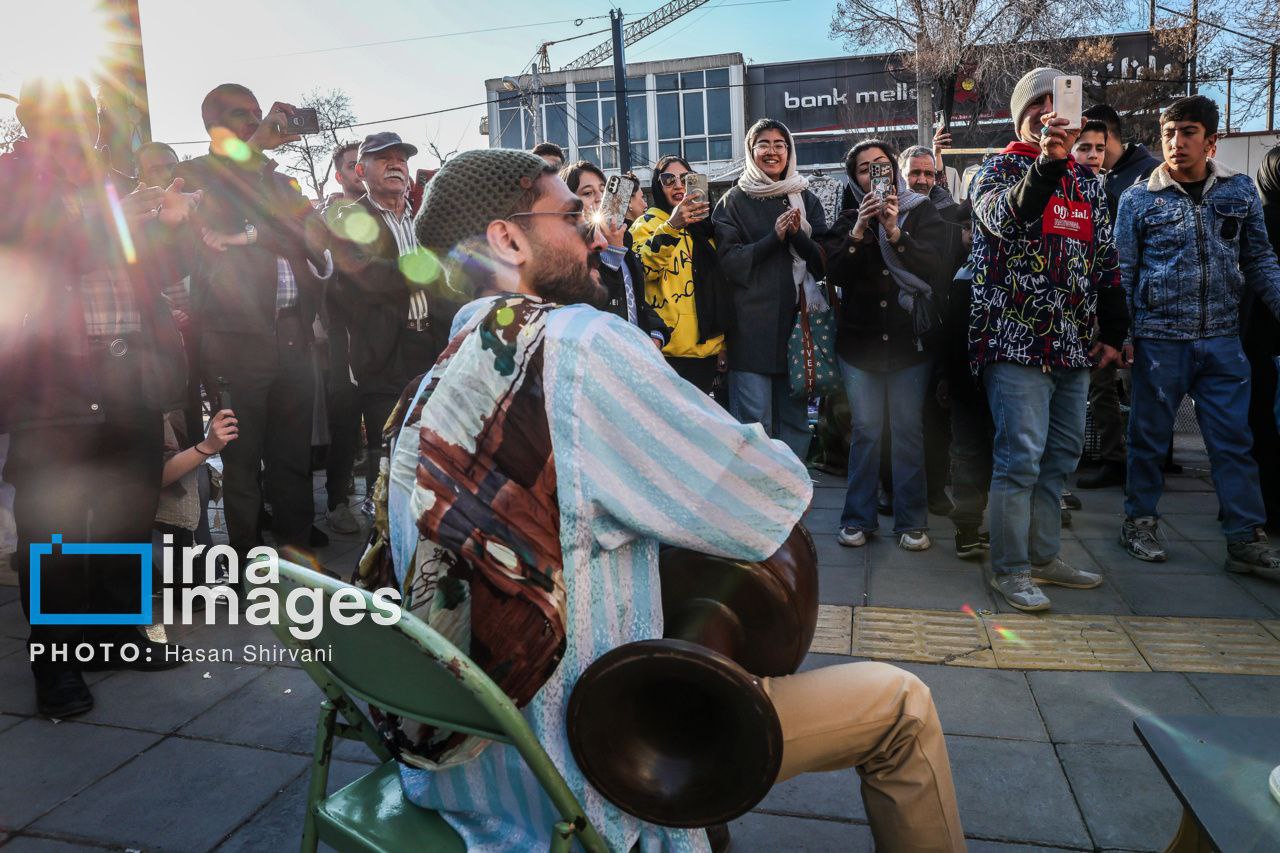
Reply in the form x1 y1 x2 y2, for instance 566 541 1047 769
415 148 551 252
1009 67 1064 132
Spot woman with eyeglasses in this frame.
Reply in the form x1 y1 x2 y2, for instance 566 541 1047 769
629 155 727 399
821 139 947 552
711 119 828 459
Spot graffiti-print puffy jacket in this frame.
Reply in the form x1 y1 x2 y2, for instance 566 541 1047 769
1116 160 1280 341
968 142 1127 374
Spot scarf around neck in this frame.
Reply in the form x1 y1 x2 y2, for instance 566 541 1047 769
845 171 932 313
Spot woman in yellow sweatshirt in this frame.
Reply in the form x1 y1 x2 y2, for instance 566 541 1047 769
630 155 727 399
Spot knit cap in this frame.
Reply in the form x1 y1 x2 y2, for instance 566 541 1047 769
415 148 551 252
1009 67 1064 132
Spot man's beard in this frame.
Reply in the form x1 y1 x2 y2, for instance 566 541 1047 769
529 251 607 309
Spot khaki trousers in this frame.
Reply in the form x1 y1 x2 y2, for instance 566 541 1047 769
762 662 966 852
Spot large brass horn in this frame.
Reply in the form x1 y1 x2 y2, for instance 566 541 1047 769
567 523 818 828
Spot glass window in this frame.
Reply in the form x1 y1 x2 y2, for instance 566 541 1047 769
655 73 678 92
629 143 649 169
657 93 680 140
577 101 600 146
601 145 617 169
705 68 730 88
709 136 732 161
682 92 704 135
598 79 615 96
499 108 523 149
576 82 597 98
628 95 647 141
581 147 601 167
706 89 731 136
601 99 617 143
680 71 704 90
685 138 707 163
542 93 568 147
658 139 682 158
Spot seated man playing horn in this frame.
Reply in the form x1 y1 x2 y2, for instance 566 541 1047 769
358 148 965 852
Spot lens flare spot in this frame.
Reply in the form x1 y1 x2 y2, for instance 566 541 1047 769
992 624 1024 645
104 181 137 264
399 249 440 285
961 604 978 619
209 128 252 164
340 209 380 245
495 307 515 327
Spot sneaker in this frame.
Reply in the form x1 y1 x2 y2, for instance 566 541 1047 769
955 528 984 559
990 572 1051 612
326 503 360 534
837 526 867 547
1225 529 1280 581
1060 489 1082 511
1060 507 1073 528
899 530 931 551
1031 556 1103 589
1121 516 1168 562
1077 461 1125 490
359 497 375 518
35 670 94 719
979 530 991 549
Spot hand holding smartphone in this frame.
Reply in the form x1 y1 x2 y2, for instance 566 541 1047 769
599 174 639 233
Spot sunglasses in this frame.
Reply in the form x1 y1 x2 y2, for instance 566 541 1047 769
657 172 698 188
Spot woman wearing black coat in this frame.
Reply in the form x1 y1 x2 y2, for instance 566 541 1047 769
822 139 946 551
712 118 827 460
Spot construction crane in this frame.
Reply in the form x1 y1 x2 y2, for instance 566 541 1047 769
561 0 712 70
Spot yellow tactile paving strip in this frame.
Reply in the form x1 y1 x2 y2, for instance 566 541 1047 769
810 605 1280 675
849 606 995 667
1120 617 1280 676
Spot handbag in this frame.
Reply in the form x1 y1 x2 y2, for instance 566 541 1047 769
787 280 842 399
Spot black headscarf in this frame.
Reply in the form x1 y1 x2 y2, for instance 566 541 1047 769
649 155 727 341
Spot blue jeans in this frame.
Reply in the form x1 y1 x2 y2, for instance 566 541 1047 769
729 370 811 460
839 358 931 534
984 363 1088 576
1126 337 1266 540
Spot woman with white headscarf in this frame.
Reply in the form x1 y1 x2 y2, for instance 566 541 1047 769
712 118 828 460
823 139 947 552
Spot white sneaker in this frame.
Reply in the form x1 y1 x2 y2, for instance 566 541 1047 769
327 503 360 534
837 526 867 547
899 530 931 551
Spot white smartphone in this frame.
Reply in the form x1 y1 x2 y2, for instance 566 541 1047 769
1053 75 1083 130
599 174 638 232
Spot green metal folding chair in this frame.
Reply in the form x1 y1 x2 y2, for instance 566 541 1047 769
267 560 608 853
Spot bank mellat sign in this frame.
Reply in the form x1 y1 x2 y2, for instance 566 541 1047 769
747 31 1176 134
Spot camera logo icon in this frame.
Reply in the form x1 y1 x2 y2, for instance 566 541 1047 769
28 534 153 625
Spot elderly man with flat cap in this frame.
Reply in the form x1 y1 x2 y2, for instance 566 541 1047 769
354 148 964 853
330 132 460 510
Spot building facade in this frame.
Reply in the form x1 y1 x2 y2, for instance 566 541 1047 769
484 33 1177 183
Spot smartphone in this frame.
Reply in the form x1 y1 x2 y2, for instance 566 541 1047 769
869 162 893 199
214 376 232 415
286 107 320 135
408 168 432 214
934 109 948 133
1052 75 1083 130
599 174 639 232
682 172 709 202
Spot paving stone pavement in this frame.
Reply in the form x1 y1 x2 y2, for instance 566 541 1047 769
1 465 1278 851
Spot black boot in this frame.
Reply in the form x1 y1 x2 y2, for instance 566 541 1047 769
35 669 94 718
1077 461 1125 489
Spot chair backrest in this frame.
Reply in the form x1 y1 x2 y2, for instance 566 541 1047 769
269 561 607 851
269 560 521 741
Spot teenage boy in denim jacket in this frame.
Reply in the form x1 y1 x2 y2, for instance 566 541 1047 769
1116 96 1280 579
